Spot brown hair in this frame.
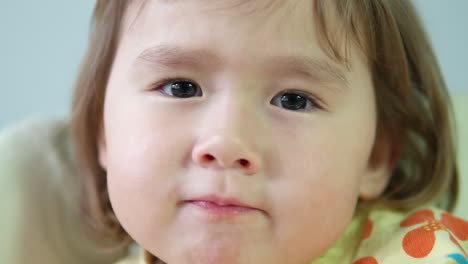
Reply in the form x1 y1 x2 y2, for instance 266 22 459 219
71 0 459 248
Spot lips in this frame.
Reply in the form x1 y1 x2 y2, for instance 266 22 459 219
183 194 265 218
185 195 259 210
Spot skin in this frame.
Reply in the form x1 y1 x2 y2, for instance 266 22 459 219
98 1 395 263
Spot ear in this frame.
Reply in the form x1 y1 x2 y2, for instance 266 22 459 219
359 132 400 200
97 122 108 170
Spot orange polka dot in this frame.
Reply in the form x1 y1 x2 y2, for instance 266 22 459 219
353 256 379 264
362 219 373 240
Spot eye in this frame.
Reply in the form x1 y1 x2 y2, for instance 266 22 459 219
153 78 202 98
271 90 322 112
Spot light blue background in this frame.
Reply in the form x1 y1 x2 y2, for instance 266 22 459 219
0 1 467 128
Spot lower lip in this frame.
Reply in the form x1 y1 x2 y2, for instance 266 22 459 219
186 201 257 219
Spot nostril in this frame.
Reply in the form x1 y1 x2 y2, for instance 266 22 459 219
239 159 250 168
201 155 251 169
204 154 215 161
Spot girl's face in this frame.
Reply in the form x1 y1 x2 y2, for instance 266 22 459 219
99 1 393 263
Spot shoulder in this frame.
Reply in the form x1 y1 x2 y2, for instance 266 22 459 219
0 115 74 210
0 116 127 263
0 117 73 263
113 245 153 264
352 206 468 264
114 256 141 264
0 116 72 175
0 116 75 199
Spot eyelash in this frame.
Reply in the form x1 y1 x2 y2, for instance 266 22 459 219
149 77 324 112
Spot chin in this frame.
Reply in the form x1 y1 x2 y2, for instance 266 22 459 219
168 242 266 264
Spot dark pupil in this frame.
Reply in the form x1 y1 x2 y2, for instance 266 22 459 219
171 81 197 98
281 93 307 110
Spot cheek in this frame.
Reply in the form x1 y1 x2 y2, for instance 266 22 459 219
103 83 194 180
268 150 361 259
267 119 371 248
269 119 370 198
104 132 173 234
271 141 363 215
102 94 192 242
105 131 184 248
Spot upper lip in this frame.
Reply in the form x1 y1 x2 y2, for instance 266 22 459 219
185 194 263 211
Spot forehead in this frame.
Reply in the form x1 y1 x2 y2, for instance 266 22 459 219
117 0 365 88
129 0 294 18
123 0 323 46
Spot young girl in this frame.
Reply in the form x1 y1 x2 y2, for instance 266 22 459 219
71 0 467 263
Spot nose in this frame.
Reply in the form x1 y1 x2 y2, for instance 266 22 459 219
192 135 261 175
191 95 263 175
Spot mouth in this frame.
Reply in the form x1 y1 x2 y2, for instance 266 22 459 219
186 200 258 212
183 195 264 219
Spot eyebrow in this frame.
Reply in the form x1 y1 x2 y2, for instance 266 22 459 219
134 44 349 89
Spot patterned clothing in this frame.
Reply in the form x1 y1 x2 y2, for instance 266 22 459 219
350 206 468 264
115 205 468 264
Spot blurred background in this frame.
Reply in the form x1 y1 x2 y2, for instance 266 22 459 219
0 1 94 129
0 0 466 216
